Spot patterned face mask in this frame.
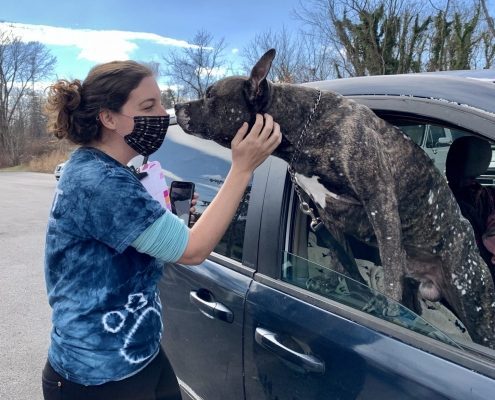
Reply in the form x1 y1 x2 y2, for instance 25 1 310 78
123 115 170 156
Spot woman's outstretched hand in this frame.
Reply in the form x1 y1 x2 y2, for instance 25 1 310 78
230 113 282 175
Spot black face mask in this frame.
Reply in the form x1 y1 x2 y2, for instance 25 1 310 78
123 115 170 156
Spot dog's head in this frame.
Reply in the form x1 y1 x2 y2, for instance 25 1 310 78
175 49 276 148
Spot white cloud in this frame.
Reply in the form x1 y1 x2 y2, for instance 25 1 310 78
231 48 239 54
0 22 199 63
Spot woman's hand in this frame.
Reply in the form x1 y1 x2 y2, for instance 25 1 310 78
230 113 282 175
189 192 199 226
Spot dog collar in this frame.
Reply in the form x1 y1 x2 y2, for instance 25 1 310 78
288 89 323 231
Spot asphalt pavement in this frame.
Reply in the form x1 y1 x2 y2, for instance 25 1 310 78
0 172 56 400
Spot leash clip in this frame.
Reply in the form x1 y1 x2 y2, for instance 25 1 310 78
300 201 312 215
310 218 324 232
300 201 323 232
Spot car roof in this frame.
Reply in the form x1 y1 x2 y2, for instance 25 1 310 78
302 70 495 115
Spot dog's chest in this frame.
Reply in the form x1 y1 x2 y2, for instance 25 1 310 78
294 173 361 208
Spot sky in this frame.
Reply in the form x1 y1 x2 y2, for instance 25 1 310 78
0 0 303 88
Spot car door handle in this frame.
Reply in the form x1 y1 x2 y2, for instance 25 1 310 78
189 290 234 323
255 327 325 374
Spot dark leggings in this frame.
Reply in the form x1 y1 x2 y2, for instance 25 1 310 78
42 347 182 400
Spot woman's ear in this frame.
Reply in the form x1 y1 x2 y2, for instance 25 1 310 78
98 109 116 130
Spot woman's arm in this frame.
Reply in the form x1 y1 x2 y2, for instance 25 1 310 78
177 114 281 265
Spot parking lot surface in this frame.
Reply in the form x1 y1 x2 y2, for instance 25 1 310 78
0 172 55 400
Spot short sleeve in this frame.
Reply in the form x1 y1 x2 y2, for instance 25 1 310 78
83 169 166 253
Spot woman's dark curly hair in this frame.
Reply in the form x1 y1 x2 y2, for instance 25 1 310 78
44 60 153 145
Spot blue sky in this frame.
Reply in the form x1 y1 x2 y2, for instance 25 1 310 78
0 0 302 88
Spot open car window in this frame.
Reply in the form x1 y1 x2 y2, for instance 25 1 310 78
283 207 468 350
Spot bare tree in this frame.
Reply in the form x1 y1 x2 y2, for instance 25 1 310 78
480 0 495 37
0 29 56 164
162 29 227 100
295 0 432 77
298 29 335 82
293 0 492 77
242 27 302 82
479 0 495 67
26 89 46 139
241 25 334 83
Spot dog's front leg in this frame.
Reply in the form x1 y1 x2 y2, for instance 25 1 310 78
361 191 409 316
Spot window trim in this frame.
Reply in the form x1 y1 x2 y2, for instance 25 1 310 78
207 252 255 278
256 156 292 278
348 95 495 141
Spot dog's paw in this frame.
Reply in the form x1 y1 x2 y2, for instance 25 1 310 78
382 301 401 317
362 296 400 317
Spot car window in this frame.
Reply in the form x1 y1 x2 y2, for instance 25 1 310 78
188 171 251 262
282 204 465 349
395 122 480 175
154 128 251 263
399 124 426 146
450 128 470 141
426 125 450 148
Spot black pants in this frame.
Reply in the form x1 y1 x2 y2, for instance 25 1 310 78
42 347 182 400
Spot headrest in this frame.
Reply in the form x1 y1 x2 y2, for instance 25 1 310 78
446 136 492 185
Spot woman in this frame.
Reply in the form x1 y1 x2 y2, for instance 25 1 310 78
42 60 281 400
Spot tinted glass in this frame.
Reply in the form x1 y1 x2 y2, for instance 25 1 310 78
426 125 448 148
152 125 251 262
399 124 426 145
282 249 460 348
396 122 474 174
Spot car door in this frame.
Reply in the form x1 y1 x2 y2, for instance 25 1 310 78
160 258 251 399
243 155 495 399
154 126 270 400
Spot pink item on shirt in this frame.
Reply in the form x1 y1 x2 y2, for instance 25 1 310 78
138 161 172 211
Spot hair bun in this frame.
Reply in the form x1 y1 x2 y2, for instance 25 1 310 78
62 79 82 112
45 79 83 140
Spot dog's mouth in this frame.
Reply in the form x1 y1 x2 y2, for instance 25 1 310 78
176 115 215 141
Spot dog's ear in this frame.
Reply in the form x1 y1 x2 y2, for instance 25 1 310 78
245 48 276 105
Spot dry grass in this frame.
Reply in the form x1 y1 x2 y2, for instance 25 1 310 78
24 138 76 173
27 147 73 173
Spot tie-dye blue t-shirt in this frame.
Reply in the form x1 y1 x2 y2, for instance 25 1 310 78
45 147 169 386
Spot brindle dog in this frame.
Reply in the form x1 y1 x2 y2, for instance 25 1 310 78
175 49 495 348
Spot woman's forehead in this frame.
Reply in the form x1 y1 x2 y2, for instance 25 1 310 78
127 76 160 104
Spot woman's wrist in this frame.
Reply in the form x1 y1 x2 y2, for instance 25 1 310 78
228 164 254 185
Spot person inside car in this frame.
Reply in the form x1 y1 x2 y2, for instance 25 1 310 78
42 60 281 400
446 135 495 280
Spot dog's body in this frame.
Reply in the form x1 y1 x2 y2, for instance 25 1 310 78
175 49 495 348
